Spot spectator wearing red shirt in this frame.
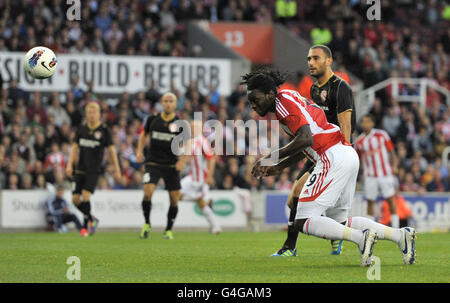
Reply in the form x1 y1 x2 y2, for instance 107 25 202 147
44 143 66 172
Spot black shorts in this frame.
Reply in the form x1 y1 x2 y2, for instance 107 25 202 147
143 164 181 191
72 173 99 194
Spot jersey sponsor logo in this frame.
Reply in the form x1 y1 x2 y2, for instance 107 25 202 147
79 138 101 148
168 123 178 133
152 131 176 141
94 131 102 140
142 173 151 184
320 90 327 102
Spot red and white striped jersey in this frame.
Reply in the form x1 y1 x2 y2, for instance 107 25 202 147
44 152 66 171
275 89 348 163
354 128 394 178
189 135 214 183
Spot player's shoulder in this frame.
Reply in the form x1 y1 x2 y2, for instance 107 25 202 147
277 89 306 107
373 128 390 138
144 113 160 125
77 123 89 133
354 133 366 145
276 90 308 119
333 74 352 91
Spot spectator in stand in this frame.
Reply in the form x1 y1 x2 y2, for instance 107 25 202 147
310 22 332 46
412 126 434 157
47 93 71 127
382 107 401 141
44 142 66 172
276 172 292 190
26 97 47 126
401 172 424 193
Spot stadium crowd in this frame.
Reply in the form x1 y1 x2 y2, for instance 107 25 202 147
0 0 449 193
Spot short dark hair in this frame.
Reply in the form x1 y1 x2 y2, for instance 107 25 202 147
310 44 333 58
362 113 375 123
241 68 288 94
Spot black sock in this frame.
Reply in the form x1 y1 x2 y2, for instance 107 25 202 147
282 197 299 251
142 200 152 225
166 205 178 231
79 201 92 229
75 203 83 213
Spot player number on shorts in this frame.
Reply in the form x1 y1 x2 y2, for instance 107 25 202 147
143 173 151 184
306 174 317 187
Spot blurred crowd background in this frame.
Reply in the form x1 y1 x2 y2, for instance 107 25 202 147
0 0 449 193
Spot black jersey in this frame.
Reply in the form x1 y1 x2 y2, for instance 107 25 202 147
310 74 356 141
74 123 113 174
143 113 180 166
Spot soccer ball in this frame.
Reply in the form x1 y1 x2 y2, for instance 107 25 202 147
24 46 58 79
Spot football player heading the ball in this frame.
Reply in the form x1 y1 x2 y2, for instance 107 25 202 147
242 68 416 266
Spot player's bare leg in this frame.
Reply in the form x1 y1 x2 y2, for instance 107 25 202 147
164 190 180 239
140 183 155 239
271 173 307 257
196 198 221 234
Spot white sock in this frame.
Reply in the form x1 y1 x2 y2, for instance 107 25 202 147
303 216 363 245
347 216 402 243
390 214 400 228
201 206 220 229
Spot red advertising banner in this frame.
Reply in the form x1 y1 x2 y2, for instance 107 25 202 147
208 22 274 64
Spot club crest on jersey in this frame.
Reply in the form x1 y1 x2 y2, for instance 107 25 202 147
168 123 177 133
320 90 327 102
94 131 102 140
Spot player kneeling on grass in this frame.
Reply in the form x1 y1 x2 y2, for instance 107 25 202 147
177 120 222 234
242 69 416 266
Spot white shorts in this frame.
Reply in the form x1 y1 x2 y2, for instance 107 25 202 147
180 175 209 201
364 175 395 201
296 143 359 223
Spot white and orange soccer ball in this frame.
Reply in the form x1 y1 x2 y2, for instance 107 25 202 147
24 46 58 79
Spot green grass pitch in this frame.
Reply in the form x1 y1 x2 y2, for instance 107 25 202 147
0 231 449 283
